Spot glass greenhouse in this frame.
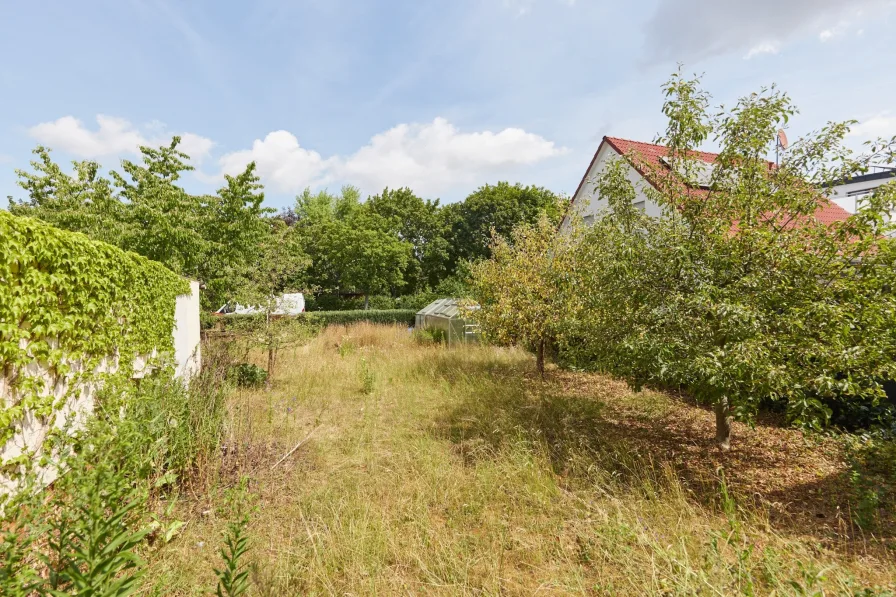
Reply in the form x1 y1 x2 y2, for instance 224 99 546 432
415 298 481 345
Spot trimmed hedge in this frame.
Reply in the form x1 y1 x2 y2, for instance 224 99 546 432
208 309 416 331
305 309 416 327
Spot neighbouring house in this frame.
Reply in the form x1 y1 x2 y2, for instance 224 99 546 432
563 136 851 227
826 168 896 214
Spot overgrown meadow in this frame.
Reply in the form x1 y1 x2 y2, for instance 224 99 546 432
149 324 895 595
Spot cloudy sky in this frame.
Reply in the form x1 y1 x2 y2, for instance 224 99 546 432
1 0 894 209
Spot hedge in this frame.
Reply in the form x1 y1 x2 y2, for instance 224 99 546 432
304 309 416 327
208 309 417 331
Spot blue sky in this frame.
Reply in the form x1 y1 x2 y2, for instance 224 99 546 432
1 0 895 210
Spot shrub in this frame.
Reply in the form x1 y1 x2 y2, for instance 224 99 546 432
231 363 268 388
213 309 416 332
394 291 440 310
413 327 446 345
305 294 364 311
303 309 415 328
366 295 396 309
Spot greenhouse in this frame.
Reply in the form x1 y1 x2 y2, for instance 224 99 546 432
415 298 481 346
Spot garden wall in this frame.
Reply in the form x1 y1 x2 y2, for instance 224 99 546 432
0 211 199 493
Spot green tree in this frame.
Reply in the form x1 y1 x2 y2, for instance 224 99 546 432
471 213 583 376
110 137 210 278
8 147 126 246
330 210 412 309
201 162 275 308
235 219 310 387
366 187 449 292
445 182 563 269
8 139 282 310
292 187 360 294
564 71 896 449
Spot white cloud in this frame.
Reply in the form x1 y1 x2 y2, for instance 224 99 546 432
28 115 565 196
847 112 896 141
338 118 565 195
216 131 334 192
743 41 780 59
177 133 215 164
211 118 565 196
27 115 214 164
819 20 851 42
643 0 891 64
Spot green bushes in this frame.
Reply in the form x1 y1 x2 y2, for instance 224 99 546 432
305 309 415 327
231 363 268 388
211 309 416 332
413 327 446 345
306 293 436 311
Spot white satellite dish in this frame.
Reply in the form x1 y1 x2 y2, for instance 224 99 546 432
777 129 789 150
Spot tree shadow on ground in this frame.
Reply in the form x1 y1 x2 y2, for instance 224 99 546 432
421 352 896 556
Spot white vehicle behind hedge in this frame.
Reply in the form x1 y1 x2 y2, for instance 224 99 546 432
214 293 305 316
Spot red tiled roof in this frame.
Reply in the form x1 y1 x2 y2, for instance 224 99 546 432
605 136 722 168
572 136 851 226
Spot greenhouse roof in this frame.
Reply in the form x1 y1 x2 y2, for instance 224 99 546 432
416 298 478 319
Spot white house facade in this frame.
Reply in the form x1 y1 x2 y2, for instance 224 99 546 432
564 136 851 229
826 170 896 214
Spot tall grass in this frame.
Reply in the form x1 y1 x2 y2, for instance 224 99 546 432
146 323 896 596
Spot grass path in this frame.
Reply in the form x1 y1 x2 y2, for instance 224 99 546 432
145 324 896 595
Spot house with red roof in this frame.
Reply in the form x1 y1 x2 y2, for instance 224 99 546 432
564 136 851 227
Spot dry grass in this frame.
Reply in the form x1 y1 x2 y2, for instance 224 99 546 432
143 323 896 596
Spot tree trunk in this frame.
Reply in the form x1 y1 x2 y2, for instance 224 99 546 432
266 345 274 390
265 310 273 390
536 338 545 378
714 396 732 451
364 294 369 310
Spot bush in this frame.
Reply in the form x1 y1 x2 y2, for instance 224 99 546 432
0 301 244 597
304 309 415 328
213 309 416 332
304 294 364 311
413 327 446 345
231 363 268 388
366 295 395 309
394 291 440 310
0 356 230 596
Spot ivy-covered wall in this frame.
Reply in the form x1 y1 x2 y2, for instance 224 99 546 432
1 210 190 482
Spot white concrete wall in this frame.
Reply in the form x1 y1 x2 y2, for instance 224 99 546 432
174 280 202 382
0 280 201 495
563 142 659 231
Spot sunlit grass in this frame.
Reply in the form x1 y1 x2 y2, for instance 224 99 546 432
144 323 896 596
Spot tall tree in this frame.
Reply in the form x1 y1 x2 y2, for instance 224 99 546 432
201 162 275 307
563 72 896 449
445 182 563 269
366 187 448 292
8 147 126 246
332 215 412 309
